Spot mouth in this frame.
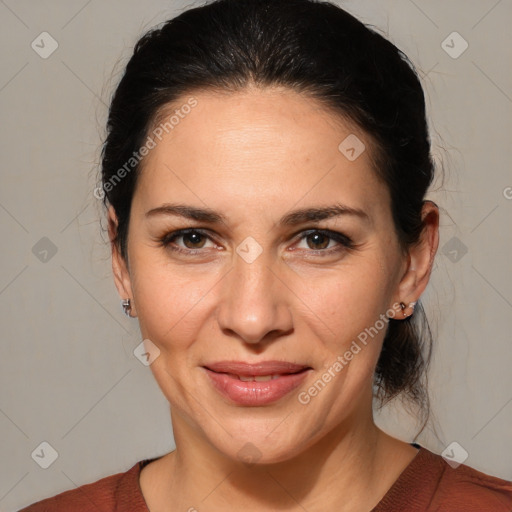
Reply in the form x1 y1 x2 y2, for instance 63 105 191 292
216 373 290 382
202 361 312 406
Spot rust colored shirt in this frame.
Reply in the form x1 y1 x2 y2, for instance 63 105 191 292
19 446 512 511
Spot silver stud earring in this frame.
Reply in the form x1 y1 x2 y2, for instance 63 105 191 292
121 298 132 317
400 301 417 318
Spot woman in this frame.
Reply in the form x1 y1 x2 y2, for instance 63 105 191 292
20 0 512 510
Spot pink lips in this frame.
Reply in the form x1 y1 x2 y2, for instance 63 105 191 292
203 360 311 406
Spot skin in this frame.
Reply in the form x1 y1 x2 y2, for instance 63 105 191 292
109 85 439 511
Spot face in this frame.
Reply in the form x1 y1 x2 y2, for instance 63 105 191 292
111 86 420 464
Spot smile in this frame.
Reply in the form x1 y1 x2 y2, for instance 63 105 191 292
202 361 311 406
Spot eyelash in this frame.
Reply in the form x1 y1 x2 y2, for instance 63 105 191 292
158 228 354 256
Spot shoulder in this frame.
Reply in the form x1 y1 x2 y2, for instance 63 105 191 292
18 458 154 512
430 451 512 511
374 446 512 511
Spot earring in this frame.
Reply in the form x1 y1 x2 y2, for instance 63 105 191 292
400 301 417 318
121 298 132 317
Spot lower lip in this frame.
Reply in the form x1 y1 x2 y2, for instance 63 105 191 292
203 368 311 406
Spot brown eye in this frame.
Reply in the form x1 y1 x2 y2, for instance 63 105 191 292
305 232 330 250
182 232 207 248
160 229 216 253
294 229 354 253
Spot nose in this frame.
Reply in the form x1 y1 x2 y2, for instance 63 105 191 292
216 249 293 345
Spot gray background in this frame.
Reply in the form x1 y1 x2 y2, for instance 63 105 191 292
1 0 511 509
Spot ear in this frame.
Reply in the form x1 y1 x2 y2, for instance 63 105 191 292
108 205 137 317
395 201 439 318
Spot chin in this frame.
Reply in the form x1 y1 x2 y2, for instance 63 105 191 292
203 420 315 467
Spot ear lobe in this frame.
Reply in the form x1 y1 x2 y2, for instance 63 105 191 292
108 206 136 316
396 201 439 312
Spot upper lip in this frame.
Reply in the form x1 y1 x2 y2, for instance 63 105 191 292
203 360 310 376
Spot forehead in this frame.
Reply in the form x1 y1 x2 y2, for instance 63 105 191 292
133 86 389 218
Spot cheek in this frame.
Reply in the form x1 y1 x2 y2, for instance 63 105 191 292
128 256 221 407
298 260 394 339
296 265 395 399
129 253 220 350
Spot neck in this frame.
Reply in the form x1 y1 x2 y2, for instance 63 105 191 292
145 408 416 512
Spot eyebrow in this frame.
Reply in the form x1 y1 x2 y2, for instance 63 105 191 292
280 204 369 225
145 203 369 226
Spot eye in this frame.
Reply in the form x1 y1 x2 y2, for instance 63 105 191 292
158 228 353 257
159 229 218 253
293 229 353 253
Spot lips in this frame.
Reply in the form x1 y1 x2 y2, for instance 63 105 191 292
204 360 309 376
203 360 311 406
